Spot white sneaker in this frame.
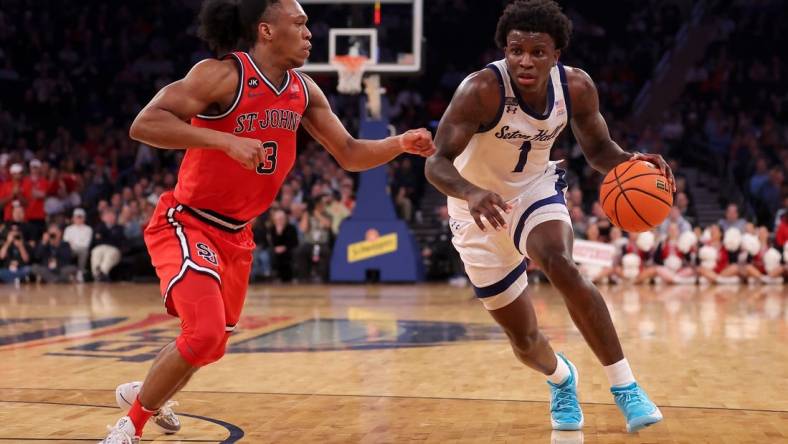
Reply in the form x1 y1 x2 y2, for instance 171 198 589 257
116 382 181 435
99 416 139 444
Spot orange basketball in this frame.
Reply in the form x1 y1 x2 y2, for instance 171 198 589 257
599 160 673 233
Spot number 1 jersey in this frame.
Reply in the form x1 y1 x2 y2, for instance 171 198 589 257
448 59 570 221
175 51 309 222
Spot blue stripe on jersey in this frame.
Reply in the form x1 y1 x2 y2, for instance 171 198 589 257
558 63 572 126
512 168 568 254
510 72 555 121
473 258 527 298
477 64 506 133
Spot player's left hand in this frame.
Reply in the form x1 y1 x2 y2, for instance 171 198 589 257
399 128 436 157
631 152 676 192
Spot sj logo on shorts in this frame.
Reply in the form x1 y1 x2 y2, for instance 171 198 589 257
195 242 218 265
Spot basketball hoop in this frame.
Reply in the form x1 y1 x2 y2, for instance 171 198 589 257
332 55 368 94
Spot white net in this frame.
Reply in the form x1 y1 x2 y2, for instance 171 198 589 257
332 55 368 94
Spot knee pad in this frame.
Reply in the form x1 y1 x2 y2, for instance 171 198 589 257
171 272 227 367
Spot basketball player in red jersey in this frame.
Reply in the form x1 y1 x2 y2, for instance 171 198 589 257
99 0 434 442
425 0 672 434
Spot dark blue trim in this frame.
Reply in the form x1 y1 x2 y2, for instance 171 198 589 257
510 71 555 121
473 259 528 298
512 168 568 254
477 64 505 133
557 63 572 126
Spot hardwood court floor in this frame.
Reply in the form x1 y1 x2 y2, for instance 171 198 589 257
0 282 786 443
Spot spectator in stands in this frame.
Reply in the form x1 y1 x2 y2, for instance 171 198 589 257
7 204 36 245
748 157 769 196
675 192 696 226
0 163 28 221
251 217 271 282
31 224 76 283
324 192 350 234
296 197 333 282
754 166 784 226
422 206 464 284
63 208 92 282
90 208 125 281
0 222 31 284
569 205 588 238
660 207 692 236
719 203 747 232
24 159 48 238
268 209 299 283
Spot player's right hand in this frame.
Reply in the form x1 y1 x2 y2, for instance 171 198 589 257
465 188 512 232
222 135 266 170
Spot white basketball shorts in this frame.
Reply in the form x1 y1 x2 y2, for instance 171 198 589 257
449 165 570 310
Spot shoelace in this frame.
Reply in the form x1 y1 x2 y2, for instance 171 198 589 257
103 425 134 444
552 387 579 414
157 400 179 418
615 388 649 408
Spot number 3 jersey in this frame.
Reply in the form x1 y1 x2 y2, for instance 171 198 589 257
448 59 571 221
175 51 309 223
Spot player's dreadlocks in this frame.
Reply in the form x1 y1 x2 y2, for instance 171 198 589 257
495 0 572 51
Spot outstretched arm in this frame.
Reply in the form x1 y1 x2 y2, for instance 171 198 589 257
567 67 675 189
300 75 435 172
425 70 511 231
129 58 266 170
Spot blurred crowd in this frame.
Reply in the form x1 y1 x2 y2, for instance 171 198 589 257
0 0 784 284
568 201 788 286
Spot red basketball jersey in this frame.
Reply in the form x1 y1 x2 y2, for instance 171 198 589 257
174 51 310 222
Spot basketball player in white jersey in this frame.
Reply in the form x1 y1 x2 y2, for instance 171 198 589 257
426 0 674 433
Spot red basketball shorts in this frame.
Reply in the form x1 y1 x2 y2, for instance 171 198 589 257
144 191 255 330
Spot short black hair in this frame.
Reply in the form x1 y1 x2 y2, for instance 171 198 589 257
198 0 281 54
495 0 572 51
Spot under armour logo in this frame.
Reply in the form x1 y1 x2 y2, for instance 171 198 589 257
506 105 518 114
196 242 218 265
247 77 260 88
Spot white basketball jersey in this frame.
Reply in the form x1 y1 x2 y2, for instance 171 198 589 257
448 60 571 220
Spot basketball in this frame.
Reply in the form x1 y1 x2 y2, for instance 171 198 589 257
599 159 673 233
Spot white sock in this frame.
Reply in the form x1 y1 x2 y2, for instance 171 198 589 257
604 358 636 388
547 354 571 385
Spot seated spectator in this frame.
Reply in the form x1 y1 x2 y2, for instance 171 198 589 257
296 198 333 282
0 224 31 284
324 193 350 234
675 192 696 226
569 205 588 238
718 203 746 232
659 207 692 236
268 209 299 282
422 206 464 284
90 209 126 281
31 224 76 283
63 208 92 281
7 204 37 247
251 217 272 281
